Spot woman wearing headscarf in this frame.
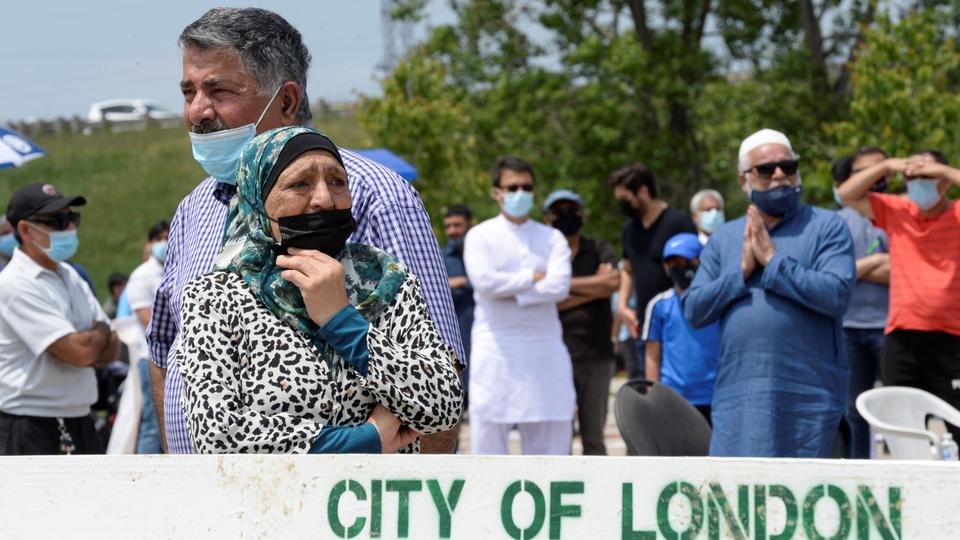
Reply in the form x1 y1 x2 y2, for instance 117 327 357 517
176 126 462 454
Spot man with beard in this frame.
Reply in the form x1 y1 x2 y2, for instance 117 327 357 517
147 7 463 454
608 163 696 375
442 204 474 409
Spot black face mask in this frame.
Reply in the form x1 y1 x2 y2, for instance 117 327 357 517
619 199 637 218
551 211 583 236
668 264 698 290
270 208 356 257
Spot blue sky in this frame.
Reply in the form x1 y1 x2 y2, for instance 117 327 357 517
0 1 453 122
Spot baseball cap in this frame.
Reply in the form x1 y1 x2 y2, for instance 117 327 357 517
542 189 582 211
6 183 87 228
662 233 702 261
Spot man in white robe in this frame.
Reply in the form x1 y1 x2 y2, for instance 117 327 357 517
464 156 575 455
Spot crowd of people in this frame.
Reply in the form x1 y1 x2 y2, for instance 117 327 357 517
0 7 958 460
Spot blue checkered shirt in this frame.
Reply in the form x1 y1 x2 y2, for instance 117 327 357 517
146 149 464 454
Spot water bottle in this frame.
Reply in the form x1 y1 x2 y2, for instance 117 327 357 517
939 433 958 461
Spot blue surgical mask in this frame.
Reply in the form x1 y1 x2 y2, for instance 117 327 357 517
833 185 844 207
502 190 534 218
151 240 168 263
188 85 283 184
749 183 802 217
698 208 725 234
29 224 79 263
906 178 941 211
0 233 17 257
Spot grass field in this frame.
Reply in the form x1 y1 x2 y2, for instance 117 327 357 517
0 112 371 301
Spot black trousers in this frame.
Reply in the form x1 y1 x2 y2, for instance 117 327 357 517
0 411 104 455
571 359 615 456
881 329 960 441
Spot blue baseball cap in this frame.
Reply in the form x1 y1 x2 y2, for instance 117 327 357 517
542 189 582 211
662 233 702 261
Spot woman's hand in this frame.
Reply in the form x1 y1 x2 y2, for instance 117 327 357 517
367 404 419 453
276 247 349 326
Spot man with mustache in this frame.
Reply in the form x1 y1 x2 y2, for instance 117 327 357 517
147 7 463 454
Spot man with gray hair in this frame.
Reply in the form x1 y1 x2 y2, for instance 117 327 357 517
689 189 725 245
683 128 855 457
147 7 463 454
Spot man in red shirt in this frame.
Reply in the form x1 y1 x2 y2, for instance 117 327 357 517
839 150 960 440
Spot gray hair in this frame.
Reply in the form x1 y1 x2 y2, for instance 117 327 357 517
179 8 312 121
690 189 725 213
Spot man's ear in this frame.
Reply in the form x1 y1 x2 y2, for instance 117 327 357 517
279 81 303 125
16 221 31 243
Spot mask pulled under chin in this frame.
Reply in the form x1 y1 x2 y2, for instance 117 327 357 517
270 208 356 257
188 84 283 184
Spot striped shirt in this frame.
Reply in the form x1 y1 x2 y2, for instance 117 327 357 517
869 193 960 336
146 149 463 454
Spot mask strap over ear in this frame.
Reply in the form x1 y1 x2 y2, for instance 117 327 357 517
255 84 285 128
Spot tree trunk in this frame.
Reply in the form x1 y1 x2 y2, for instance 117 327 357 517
799 0 832 111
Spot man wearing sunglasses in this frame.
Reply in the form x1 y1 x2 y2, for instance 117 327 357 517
464 156 575 455
684 129 856 458
0 183 119 454
839 149 960 444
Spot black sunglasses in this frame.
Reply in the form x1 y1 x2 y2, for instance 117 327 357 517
501 184 534 192
745 159 799 178
30 211 81 231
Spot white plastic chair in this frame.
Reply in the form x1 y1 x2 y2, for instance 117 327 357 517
856 386 960 460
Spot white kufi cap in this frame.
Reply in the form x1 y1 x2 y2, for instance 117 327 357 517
738 129 793 162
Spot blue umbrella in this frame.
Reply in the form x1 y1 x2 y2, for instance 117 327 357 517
352 148 417 181
0 126 45 169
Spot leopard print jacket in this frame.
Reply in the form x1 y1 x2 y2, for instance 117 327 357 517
176 271 463 454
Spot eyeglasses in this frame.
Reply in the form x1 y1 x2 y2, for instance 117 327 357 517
30 211 81 231
501 184 534 192
744 159 799 179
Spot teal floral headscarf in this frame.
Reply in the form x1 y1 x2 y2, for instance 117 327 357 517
213 126 407 372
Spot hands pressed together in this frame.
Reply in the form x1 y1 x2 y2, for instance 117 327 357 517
741 205 776 281
276 247 421 453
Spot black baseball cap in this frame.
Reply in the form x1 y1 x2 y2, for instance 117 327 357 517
6 183 87 228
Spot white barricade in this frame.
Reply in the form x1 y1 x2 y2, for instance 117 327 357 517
0 454 955 539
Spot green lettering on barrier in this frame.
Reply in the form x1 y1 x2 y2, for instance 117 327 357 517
328 479 367 538
707 483 748 540
657 482 704 540
856 486 901 540
707 498 719 540
754 484 766 540
768 484 798 540
549 481 584 539
386 479 422 538
427 479 465 539
620 483 656 540
501 480 546 540
370 479 382 538
803 484 851 540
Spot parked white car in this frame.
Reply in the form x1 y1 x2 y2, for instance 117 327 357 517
86 99 180 123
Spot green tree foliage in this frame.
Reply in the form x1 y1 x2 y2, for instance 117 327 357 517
359 0 925 242
832 8 960 163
